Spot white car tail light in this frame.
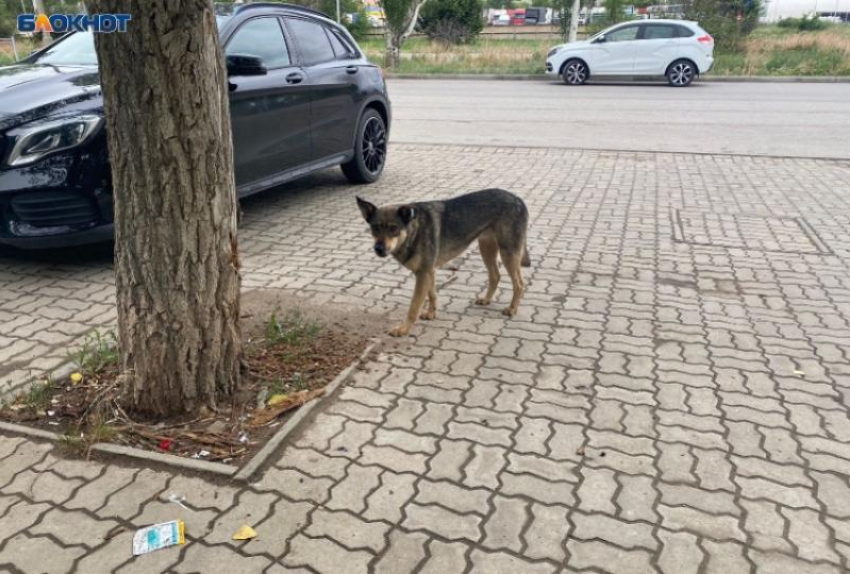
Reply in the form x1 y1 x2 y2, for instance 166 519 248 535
697 34 714 45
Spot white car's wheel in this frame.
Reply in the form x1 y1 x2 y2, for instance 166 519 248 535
667 59 696 87
561 59 588 86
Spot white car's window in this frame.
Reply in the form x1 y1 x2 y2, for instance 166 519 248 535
606 26 639 42
226 17 291 69
643 25 677 40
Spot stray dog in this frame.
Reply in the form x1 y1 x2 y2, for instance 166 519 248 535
357 188 530 337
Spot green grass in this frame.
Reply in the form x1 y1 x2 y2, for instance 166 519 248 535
264 309 322 347
365 25 850 77
68 330 119 376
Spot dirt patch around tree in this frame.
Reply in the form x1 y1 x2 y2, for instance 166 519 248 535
0 289 393 466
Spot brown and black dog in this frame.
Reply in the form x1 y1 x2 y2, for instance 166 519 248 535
357 188 530 336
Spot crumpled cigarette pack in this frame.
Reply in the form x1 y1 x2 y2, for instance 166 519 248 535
132 520 186 556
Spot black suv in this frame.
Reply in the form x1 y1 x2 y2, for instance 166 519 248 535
0 3 390 249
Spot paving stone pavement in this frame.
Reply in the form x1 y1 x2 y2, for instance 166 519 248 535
2 144 850 573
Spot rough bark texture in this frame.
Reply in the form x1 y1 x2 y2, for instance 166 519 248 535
87 0 242 417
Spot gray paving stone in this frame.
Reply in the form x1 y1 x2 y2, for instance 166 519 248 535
4 145 850 573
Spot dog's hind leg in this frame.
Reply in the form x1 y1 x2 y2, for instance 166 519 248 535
421 273 437 320
475 233 501 306
500 247 525 317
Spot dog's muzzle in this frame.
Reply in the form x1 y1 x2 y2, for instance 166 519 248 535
374 244 388 257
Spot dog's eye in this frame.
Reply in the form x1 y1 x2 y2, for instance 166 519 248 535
387 225 399 236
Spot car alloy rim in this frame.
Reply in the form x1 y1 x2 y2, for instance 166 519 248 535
362 117 386 173
671 63 693 85
566 62 586 84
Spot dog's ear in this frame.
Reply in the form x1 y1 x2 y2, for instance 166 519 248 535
356 196 376 222
398 205 416 225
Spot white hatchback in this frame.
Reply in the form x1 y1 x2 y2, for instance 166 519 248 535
546 20 714 87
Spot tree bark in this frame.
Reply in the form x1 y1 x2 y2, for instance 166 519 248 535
568 0 581 42
87 0 242 417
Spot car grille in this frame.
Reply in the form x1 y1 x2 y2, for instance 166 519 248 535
9 190 100 228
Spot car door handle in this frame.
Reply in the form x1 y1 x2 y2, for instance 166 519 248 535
285 72 304 85
345 65 358 75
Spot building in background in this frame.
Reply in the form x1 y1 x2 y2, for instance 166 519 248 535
761 0 849 21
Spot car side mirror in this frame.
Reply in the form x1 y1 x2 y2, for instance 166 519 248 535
594 35 606 43
226 54 267 77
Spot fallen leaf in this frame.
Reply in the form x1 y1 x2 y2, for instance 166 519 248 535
267 394 288 407
232 524 257 541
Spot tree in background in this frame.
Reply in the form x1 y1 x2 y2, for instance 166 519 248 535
603 0 625 23
419 0 483 44
380 0 428 68
682 0 762 49
87 0 243 417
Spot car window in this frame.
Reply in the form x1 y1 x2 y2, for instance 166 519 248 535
676 25 695 37
34 32 97 66
226 17 291 69
643 24 677 39
286 17 336 65
606 25 639 42
327 28 354 59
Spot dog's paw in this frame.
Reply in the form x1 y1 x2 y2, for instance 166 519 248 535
420 309 436 321
502 307 517 317
475 297 491 306
389 324 411 337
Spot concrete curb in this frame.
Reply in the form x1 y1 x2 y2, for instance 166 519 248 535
234 340 379 482
386 73 850 83
0 341 379 481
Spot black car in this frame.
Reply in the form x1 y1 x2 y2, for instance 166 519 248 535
0 3 390 249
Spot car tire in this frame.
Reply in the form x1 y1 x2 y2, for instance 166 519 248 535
341 108 387 184
561 59 589 86
666 59 696 87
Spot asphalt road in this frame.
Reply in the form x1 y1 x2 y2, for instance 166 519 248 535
388 79 850 159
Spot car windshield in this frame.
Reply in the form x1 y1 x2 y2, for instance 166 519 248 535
33 32 97 66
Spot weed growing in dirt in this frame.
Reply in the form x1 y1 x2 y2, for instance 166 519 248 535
264 309 322 347
68 330 119 375
23 375 53 411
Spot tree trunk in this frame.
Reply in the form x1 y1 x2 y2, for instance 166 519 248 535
385 34 401 68
87 0 242 417
380 0 426 69
568 0 581 42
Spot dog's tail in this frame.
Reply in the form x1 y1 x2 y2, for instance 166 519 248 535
521 244 531 267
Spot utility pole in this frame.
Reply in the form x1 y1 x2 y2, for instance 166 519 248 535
337 0 341 22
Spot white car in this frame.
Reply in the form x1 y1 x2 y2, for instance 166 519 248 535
546 20 714 87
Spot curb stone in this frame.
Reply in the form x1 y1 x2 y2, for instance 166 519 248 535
0 341 379 481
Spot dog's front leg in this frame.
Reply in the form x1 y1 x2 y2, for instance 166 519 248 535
420 273 437 320
391 270 433 337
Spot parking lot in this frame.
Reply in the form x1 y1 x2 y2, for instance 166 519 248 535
2 81 850 573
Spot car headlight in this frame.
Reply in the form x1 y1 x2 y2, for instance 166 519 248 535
547 46 563 58
5 115 104 167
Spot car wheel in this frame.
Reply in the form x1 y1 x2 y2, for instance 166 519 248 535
561 59 588 86
667 59 696 87
341 108 387 184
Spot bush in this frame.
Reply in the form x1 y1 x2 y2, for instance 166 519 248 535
682 0 762 50
778 15 829 31
419 0 485 44
345 6 371 41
